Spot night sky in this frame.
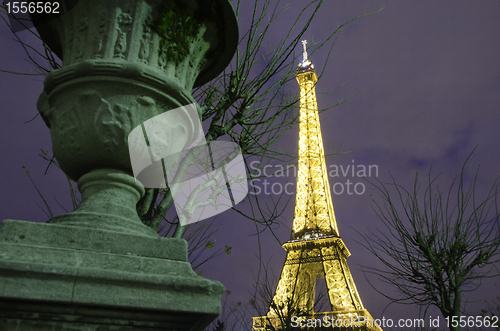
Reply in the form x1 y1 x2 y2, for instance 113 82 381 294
1 1 500 329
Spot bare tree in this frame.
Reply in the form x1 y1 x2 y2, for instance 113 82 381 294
204 260 331 331
359 151 500 331
251 262 331 331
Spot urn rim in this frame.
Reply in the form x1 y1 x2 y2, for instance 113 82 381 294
30 0 239 88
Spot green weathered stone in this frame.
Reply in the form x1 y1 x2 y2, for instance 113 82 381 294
1 0 239 329
0 219 224 330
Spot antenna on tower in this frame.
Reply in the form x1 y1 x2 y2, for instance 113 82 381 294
302 40 308 64
299 40 313 69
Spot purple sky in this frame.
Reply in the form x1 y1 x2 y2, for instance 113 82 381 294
1 1 500 329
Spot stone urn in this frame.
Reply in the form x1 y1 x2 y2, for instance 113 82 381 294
0 0 239 330
33 0 238 236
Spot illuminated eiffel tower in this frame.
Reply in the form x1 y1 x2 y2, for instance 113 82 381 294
253 41 381 331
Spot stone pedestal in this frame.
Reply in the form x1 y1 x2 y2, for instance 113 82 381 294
0 219 224 331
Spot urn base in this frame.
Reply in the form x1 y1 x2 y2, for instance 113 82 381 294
0 219 224 331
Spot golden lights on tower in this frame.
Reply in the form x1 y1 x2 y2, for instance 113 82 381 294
252 41 381 331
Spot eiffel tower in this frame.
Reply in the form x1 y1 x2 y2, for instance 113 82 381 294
253 41 381 331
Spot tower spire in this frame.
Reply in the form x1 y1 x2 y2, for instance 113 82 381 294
299 39 313 69
252 44 381 331
302 39 308 64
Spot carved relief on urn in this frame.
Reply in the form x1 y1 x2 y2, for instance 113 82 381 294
32 0 238 182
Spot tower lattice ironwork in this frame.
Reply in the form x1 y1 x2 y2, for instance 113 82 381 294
253 41 381 331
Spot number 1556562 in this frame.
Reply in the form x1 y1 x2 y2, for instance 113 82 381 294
445 315 499 328
4 2 60 14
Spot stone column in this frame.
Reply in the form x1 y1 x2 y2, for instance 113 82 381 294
0 0 238 330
